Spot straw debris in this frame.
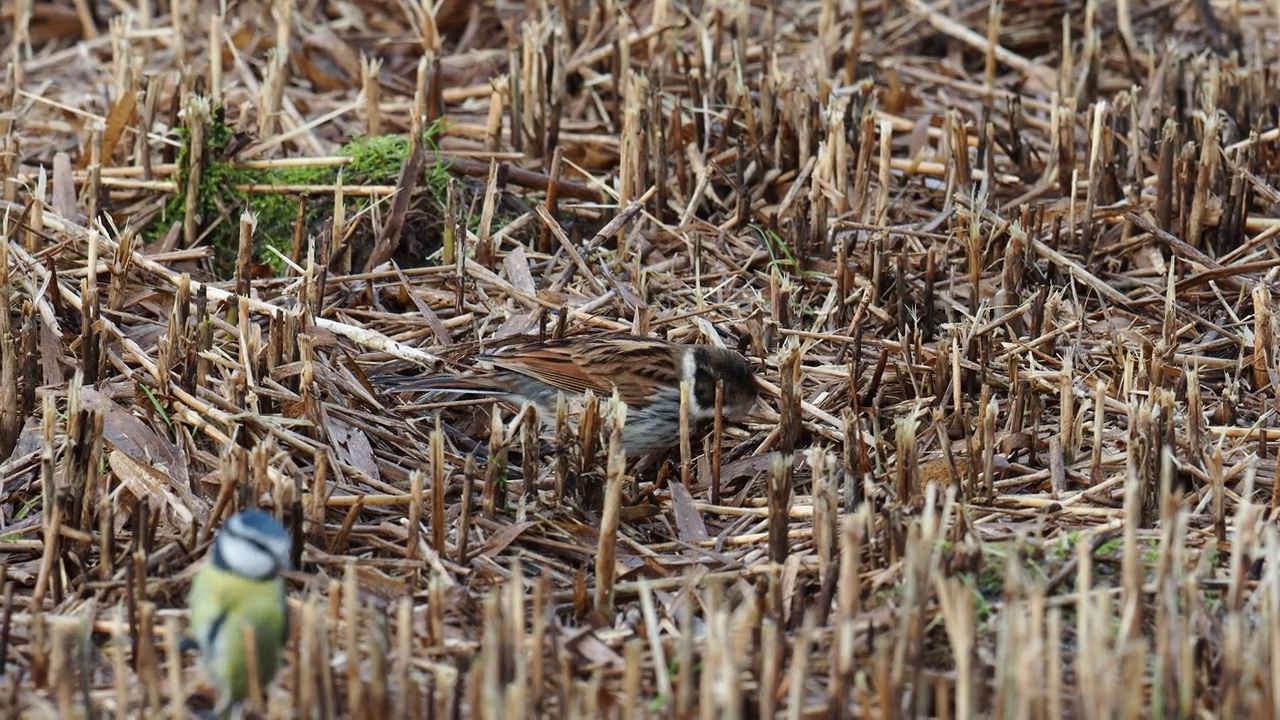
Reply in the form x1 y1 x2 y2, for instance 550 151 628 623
2 0 1280 716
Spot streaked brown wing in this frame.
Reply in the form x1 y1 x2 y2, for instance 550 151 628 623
583 338 680 407
487 344 612 397
486 337 677 407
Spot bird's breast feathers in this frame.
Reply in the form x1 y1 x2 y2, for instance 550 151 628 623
190 565 287 650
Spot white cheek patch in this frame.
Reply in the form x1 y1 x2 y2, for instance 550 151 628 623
218 535 281 580
680 348 704 415
225 513 293 570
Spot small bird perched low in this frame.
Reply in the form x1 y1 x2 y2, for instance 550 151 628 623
186 510 292 718
375 334 762 455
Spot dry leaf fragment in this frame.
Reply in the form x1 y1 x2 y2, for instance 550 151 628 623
668 481 708 542
108 449 196 533
80 388 206 532
296 31 362 92
325 415 380 483
81 388 189 489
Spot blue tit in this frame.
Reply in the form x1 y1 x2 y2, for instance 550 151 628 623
186 510 292 717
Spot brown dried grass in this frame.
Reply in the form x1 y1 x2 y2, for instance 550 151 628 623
1 0 1279 717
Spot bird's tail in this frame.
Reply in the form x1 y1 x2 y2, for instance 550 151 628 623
371 374 508 396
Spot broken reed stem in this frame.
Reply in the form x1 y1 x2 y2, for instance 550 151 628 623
295 594 316 718
767 453 791 565
164 615 183 719
675 581 694 716
12 3 1280 716
50 617 74 717
457 455 475 563
180 97 208 248
539 146 564 250
711 379 724 505
894 415 917 502
406 468 425 564
1059 349 1074 460
0 230 15 460
530 575 547 715
1121 458 1144 643
476 159 500 265
770 344 801 564
520 405 538 504
760 616 779 718
594 396 627 623
344 561 362 718
934 575 975 719
679 378 692 490
506 560 528 713
622 639 641 719
638 579 673 712
479 591 503 717
1188 111 1219 245
786 612 817 720
484 405 509 515
111 613 128 714
138 601 160 711
981 391 996 495
1090 378 1108 484
812 447 837 582
430 419 446 554
367 599 389 717
362 55 382 136
833 511 864 714
235 210 256 308
393 596 412 718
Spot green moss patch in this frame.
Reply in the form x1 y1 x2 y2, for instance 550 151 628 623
152 106 450 276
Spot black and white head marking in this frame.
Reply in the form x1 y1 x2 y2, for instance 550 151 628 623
211 510 292 581
683 345 760 422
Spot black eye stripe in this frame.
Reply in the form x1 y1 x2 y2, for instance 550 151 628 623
217 528 286 576
248 537 284 569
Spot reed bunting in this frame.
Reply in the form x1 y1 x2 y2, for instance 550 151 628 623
375 335 762 455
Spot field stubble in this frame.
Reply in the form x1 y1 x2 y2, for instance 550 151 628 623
1 0 1278 717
